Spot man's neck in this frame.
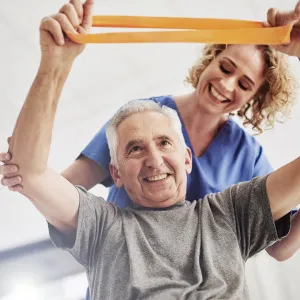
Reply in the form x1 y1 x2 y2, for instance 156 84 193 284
133 200 190 210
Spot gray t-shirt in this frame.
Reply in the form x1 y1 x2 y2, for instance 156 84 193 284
49 176 290 300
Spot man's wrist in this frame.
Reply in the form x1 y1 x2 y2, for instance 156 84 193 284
37 62 73 86
38 58 73 80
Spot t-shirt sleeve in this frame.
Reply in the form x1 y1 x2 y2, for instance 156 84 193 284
48 186 122 269
217 176 290 259
253 145 274 176
80 119 113 187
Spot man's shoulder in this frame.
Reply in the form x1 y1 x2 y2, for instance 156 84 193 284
75 185 124 217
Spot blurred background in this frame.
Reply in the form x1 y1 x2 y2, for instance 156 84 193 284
0 0 300 299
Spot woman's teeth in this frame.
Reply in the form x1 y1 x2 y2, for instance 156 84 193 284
146 174 168 182
210 85 230 103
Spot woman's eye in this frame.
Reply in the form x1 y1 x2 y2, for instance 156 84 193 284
220 64 231 74
238 81 248 91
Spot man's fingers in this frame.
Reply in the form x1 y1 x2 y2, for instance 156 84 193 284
40 17 66 46
52 13 78 35
70 0 83 22
40 13 78 46
262 21 271 28
42 0 93 42
294 1 300 18
268 2 300 28
7 137 11 145
82 0 94 30
267 7 278 27
59 3 81 30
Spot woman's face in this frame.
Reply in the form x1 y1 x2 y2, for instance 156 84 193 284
196 44 266 115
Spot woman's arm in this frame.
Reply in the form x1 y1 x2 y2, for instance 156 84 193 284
61 156 109 190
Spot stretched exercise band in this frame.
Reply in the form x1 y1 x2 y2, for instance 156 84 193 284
66 16 292 44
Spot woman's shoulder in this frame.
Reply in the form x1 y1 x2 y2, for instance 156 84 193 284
140 95 175 107
216 118 273 174
224 118 263 149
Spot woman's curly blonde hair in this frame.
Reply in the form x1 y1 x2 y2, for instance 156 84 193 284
186 44 297 133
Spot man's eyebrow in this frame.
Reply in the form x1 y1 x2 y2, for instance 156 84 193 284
156 135 172 141
223 57 255 87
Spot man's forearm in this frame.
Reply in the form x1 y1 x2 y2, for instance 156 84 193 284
267 157 300 220
8 62 72 179
267 210 300 261
4 2 94 233
7 62 80 232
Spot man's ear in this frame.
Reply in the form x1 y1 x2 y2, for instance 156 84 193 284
184 147 193 175
109 164 124 188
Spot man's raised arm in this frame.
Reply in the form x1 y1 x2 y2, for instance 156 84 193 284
7 0 94 234
267 157 300 221
258 1 300 222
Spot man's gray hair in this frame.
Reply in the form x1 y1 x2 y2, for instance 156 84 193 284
106 100 187 166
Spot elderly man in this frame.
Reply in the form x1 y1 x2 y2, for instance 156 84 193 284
4 0 300 299
8 97 295 300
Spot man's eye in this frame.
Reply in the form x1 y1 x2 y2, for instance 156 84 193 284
130 146 142 153
160 140 171 146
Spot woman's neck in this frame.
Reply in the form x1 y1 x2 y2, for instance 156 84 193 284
173 92 228 157
174 92 227 135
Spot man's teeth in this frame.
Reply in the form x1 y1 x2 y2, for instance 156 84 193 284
210 85 228 102
146 174 168 182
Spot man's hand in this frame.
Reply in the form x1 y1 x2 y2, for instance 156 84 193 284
39 0 94 68
265 1 300 57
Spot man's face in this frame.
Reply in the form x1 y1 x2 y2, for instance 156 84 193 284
110 111 192 208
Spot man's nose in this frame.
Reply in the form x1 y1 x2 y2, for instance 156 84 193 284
144 149 164 169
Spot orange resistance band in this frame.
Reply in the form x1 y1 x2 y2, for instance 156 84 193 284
66 16 292 44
